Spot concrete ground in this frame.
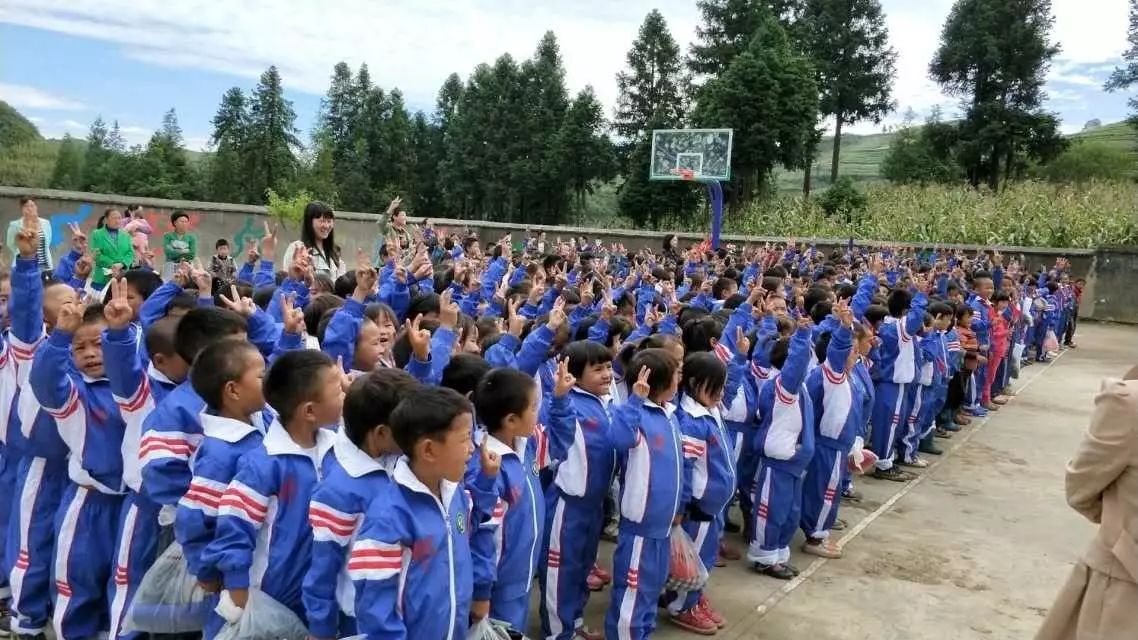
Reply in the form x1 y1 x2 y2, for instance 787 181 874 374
539 322 1138 640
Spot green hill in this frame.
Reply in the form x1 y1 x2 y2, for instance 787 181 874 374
775 120 1138 193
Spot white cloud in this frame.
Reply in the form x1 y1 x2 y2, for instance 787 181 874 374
0 82 87 110
0 0 1128 139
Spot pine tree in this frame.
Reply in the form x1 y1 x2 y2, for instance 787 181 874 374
208 87 249 202
106 121 127 153
408 111 443 214
614 10 686 139
132 109 195 199
319 62 364 203
689 0 803 77
799 0 896 182
1105 0 1138 131
695 12 819 202
552 87 616 210
81 116 114 192
521 31 571 224
49 133 84 190
930 0 1066 189
245 66 301 202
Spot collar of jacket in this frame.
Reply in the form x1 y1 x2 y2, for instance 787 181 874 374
334 428 397 478
263 419 336 459
201 412 264 443
680 393 714 420
643 398 677 418
392 455 461 508
483 432 526 460
146 361 175 387
570 386 611 406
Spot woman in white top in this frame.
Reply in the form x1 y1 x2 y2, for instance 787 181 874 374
282 201 345 280
6 197 53 272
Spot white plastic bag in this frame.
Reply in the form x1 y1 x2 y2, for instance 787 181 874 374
467 617 527 640
122 542 211 633
214 589 308 640
665 526 709 592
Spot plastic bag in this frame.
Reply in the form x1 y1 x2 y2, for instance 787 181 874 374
214 589 308 640
122 542 211 633
1043 329 1060 355
665 526 708 592
466 617 529 640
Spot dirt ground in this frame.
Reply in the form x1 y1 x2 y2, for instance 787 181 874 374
541 321 1137 640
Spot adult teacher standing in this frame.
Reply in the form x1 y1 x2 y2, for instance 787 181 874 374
1036 366 1138 639
90 208 136 290
5 197 52 273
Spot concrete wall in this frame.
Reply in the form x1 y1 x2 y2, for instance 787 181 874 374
1 185 1128 322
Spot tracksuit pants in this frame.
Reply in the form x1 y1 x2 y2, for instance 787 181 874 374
899 384 929 463
53 483 125 640
871 381 912 470
747 461 803 566
6 456 68 636
539 491 604 640
0 451 16 601
728 425 757 542
982 350 1005 405
604 533 669 640
667 515 721 614
800 443 846 541
108 491 162 640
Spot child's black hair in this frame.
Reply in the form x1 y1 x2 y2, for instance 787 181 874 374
343 368 421 448
168 291 199 315
389 386 472 458
864 304 889 328
955 304 973 322
145 315 181 357
406 293 440 322
1046 281 1059 294
563 340 612 378
886 288 913 318
928 301 954 319
809 300 833 325
264 349 336 427
770 336 792 370
215 238 229 249
682 315 725 354
122 269 162 301
252 285 277 310
191 339 260 411
711 277 736 300
393 316 440 368
81 302 105 326
474 368 537 435
304 293 345 338
993 291 1011 304
814 330 833 363
680 351 727 400
334 271 357 299
626 348 678 398
175 307 248 364
170 210 189 225
441 353 492 397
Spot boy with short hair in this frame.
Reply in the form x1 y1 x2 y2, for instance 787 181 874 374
202 349 343 626
303 368 422 639
350 386 491 639
211 239 237 288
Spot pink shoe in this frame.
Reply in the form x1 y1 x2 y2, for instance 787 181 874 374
591 563 612 585
586 570 606 592
698 595 726 628
668 607 718 635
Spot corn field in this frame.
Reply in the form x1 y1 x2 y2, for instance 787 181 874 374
726 181 1138 248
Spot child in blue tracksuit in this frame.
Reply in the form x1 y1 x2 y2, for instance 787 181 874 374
916 303 957 456
467 367 549 630
303 368 422 639
668 350 744 633
869 287 928 480
172 339 268 638
897 312 934 467
841 322 876 502
800 307 858 559
201 350 343 629
30 295 128 640
540 340 615 640
350 386 491 640
605 348 689 640
5 252 78 637
747 318 815 579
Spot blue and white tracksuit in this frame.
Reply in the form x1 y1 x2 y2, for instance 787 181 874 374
801 325 856 540
173 413 265 638
200 422 336 628
748 325 815 566
669 393 737 614
31 328 128 640
869 294 928 470
0 333 18 604
102 324 179 640
6 256 73 636
897 328 930 463
467 432 545 630
303 432 397 640
539 388 616 640
842 357 876 496
139 380 208 510
604 395 688 640
350 457 478 640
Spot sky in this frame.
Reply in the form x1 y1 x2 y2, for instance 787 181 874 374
0 0 1132 152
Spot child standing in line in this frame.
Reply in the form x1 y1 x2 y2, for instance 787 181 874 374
211 239 237 288
350 386 496 640
202 350 343 628
605 348 688 640
303 368 422 640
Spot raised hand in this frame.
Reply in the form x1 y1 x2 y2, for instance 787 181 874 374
632 366 651 400
173 261 193 288
405 315 431 362
579 279 596 307
14 228 37 258
260 222 278 261
547 296 568 331
282 293 304 335
355 251 378 301
553 357 576 398
394 265 407 285
507 298 526 337
103 278 133 330
191 260 212 294
68 222 88 253
735 325 751 357
56 299 87 334
479 437 501 477
836 297 853 328
797 315 814 331
600 290 617 320
439 288 460 330
218 284 256 318
245 238 260 265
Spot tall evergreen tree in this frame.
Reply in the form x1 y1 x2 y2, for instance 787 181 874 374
695 12 819 202
319 62 365 203
689 0 802 77
131 109 195 199
1105 0 1138 131
614 10 687 139
552 87 616 210
520 32 571 224
930 0 1066 189
435 73 464 131
49 134 84 190
245 66 301 202
408 111 443 214
208 87 249 202
799 0 897 182
106 121 127 153
81 116 115 192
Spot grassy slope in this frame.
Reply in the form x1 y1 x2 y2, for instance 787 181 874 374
774 121 1138 193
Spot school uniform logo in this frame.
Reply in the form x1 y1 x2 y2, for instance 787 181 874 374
455 512 466 534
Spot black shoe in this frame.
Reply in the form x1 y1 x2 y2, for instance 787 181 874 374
785 563 801 576
841 488 863 503
934 428 953 439
872 466 912 482
919 443 944 455
752 562 796 580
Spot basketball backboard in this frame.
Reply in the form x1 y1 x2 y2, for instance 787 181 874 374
649 128 733 181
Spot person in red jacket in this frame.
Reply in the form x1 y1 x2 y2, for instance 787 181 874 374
984 292 1012 407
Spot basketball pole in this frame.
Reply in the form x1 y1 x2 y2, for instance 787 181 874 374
703 179 724 251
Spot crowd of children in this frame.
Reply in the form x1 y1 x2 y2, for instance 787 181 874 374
0 201 1082 640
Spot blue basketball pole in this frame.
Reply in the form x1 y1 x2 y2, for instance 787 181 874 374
704 179 725 250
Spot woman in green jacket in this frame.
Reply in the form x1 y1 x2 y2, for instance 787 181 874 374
90 208 136 289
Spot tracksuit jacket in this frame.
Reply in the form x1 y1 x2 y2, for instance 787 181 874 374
201 421 337 621
801 325 856 539
350 457 478 640
611 395 688 540
303 431 399 639
676 393 737 521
